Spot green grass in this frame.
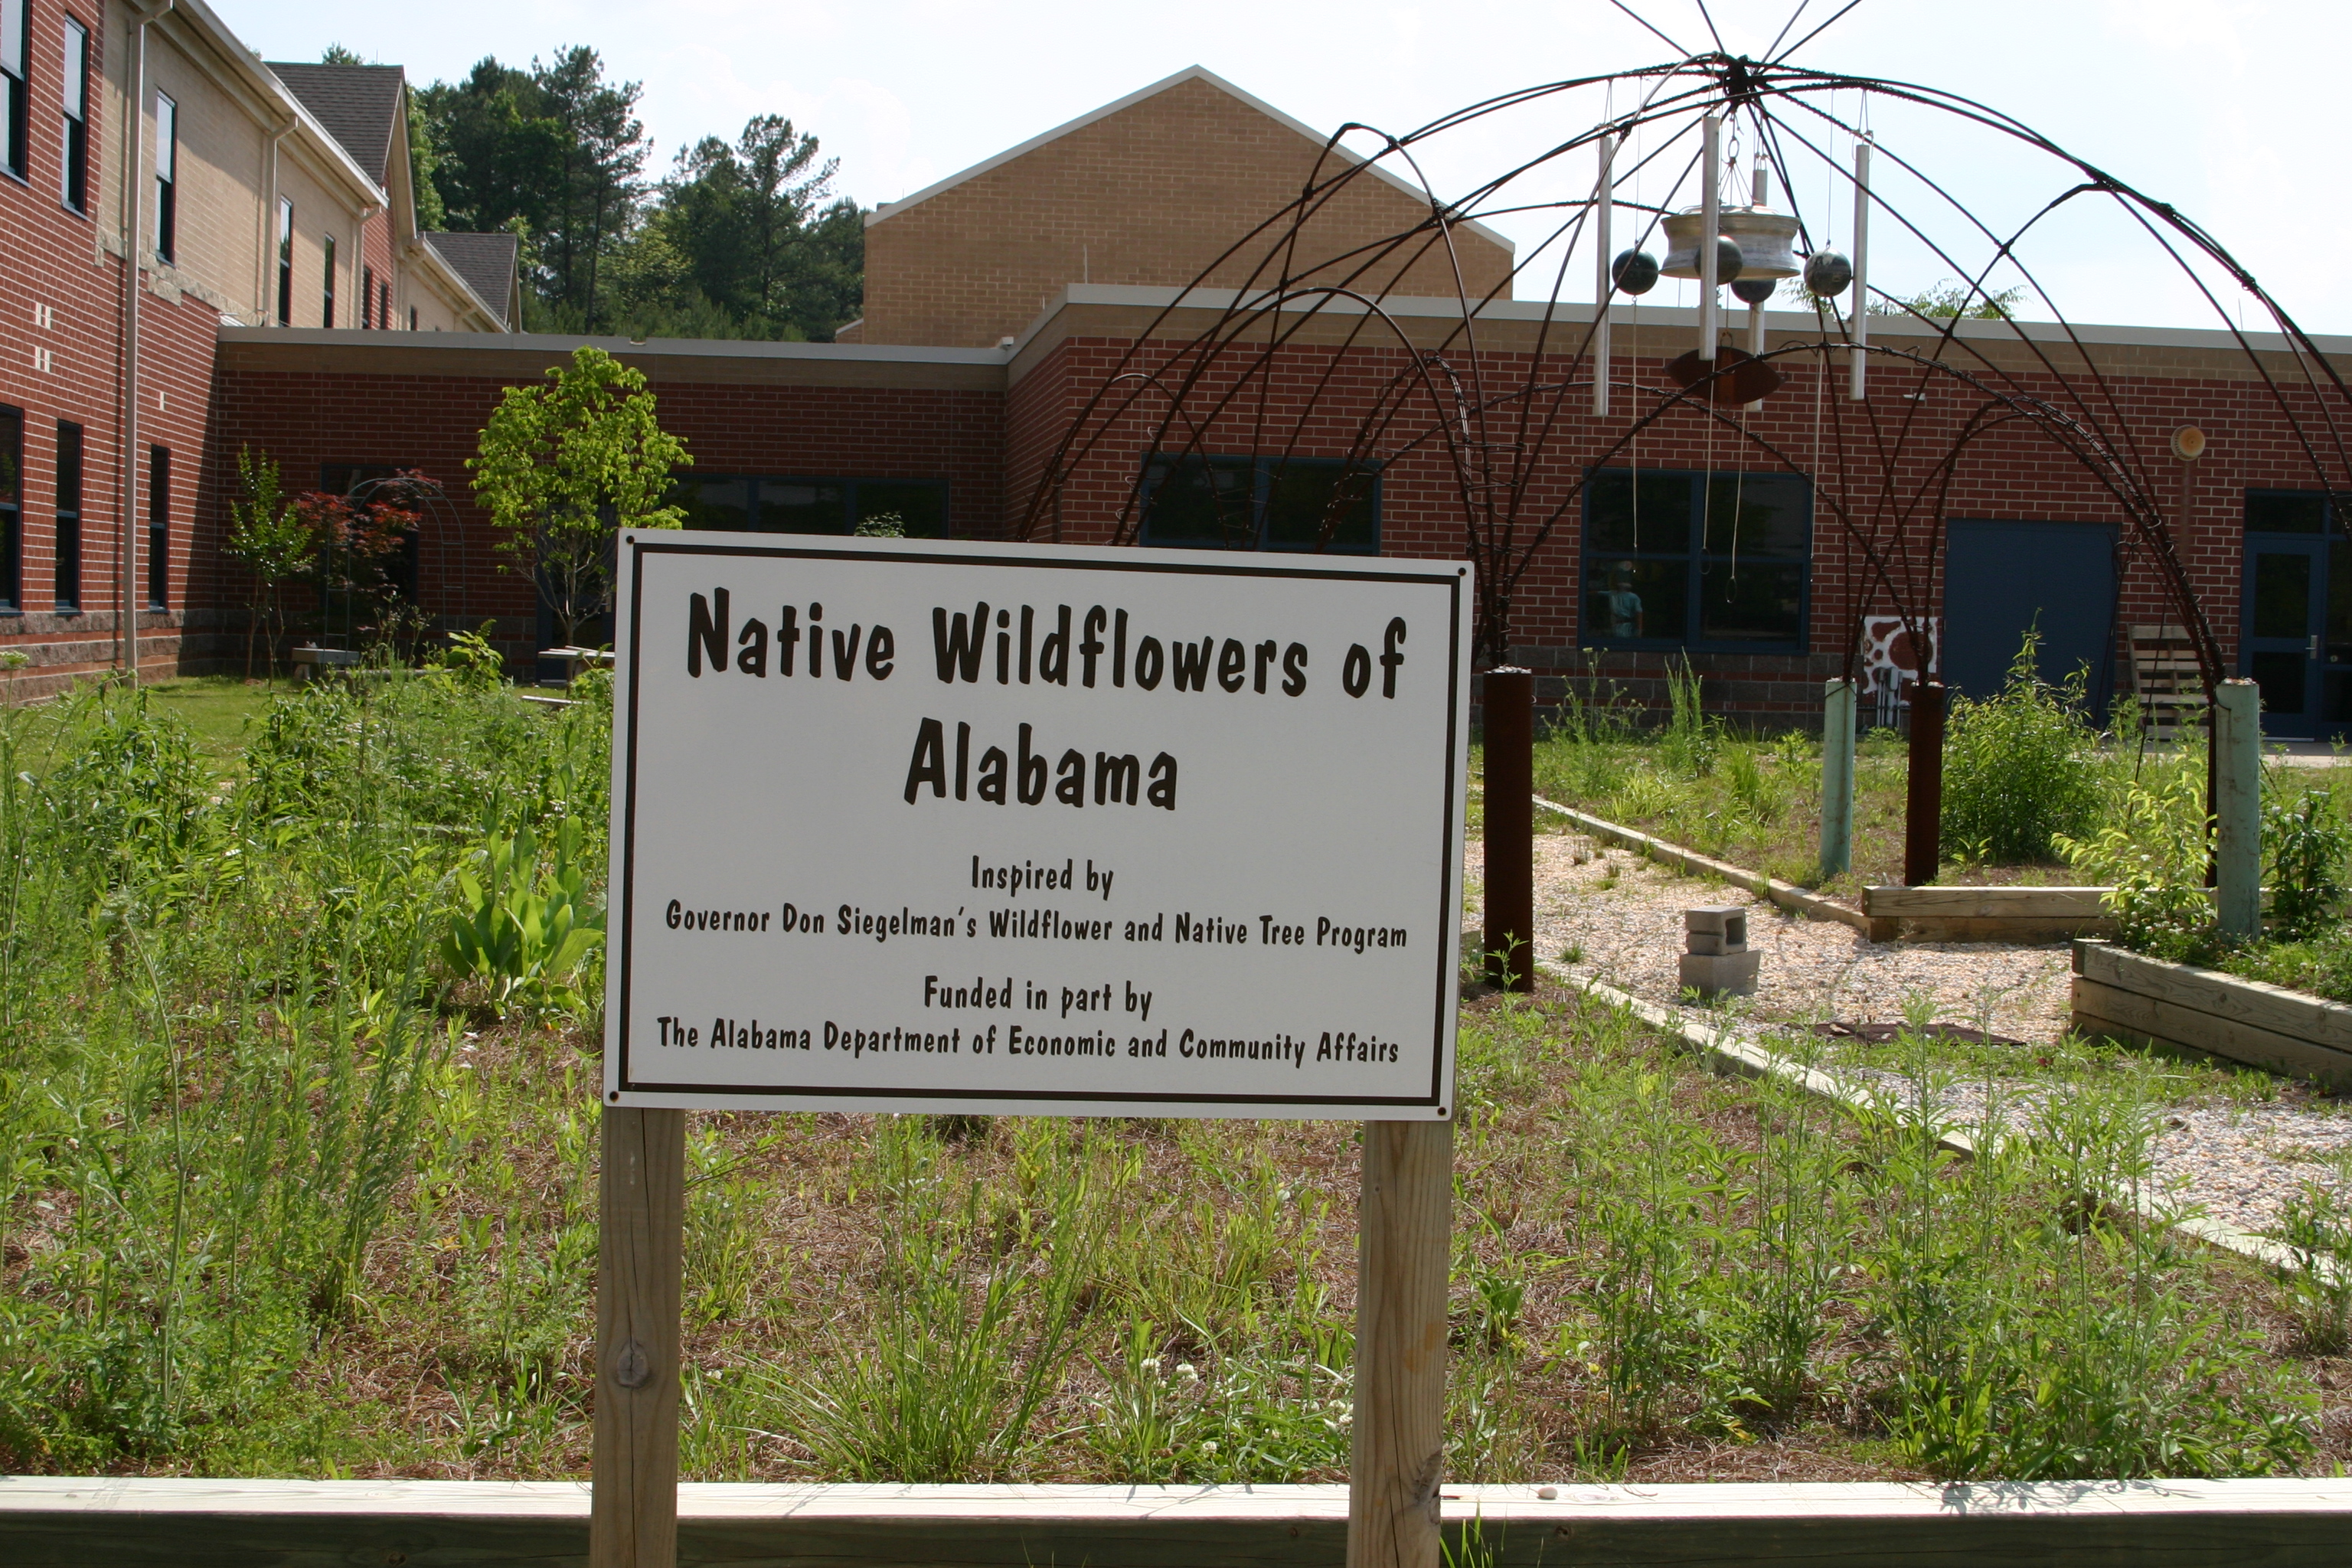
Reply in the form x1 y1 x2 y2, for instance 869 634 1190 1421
0 675 2344 1484
139 676 287 764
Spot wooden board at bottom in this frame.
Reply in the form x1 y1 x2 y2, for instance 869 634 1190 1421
2072 976 2352 1088
6 1478 2352 1567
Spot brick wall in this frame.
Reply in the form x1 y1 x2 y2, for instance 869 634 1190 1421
860 74 1515 348
1001 317 2344 717
211 348 1004 671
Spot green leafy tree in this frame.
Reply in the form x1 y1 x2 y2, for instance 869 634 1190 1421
405 86 447 232
415 51 645 329
1870 278 2027 319
643 115 864 341
223 448 319 678
469 345 691 646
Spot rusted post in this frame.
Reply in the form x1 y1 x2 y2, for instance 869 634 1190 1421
1482 668 1535 991
1903 681 1946 887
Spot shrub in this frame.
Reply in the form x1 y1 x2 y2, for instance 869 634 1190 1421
2263 788 2352 939
1940 630 2100 864
2057 766 2216 962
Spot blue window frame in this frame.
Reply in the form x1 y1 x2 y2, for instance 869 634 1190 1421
1138 453 1380 553
669 474 949 537
1580 466 1811 652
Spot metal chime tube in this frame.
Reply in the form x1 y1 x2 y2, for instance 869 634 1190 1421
1745 167 1768 410
1593 136 1612 416
1699 115 1720 361
1851 137 1870 400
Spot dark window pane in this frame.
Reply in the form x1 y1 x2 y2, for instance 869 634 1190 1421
1140 456 1254 547
2252 650 2308 717
1699 560 1805 645
1585 469 1690 552
758 480 848 534
674 477 752 531
1586 558 1686 641
2252 551 2312 638
2247 492 2327 534
852 481 947 538
1703 472 1809 560
1263 459 1377 552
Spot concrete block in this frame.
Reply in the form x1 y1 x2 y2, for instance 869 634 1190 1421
1684 906 1747 947
1680 949 1761 998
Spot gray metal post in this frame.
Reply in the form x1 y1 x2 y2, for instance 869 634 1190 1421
2214 679 2262 937
1819 678 1856 879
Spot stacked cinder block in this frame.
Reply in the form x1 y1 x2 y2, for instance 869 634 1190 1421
1679 906 1759 998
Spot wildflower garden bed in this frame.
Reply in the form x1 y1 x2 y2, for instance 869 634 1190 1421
2 673 2350 1498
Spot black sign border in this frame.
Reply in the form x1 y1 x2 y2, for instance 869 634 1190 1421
609 536 1465 1115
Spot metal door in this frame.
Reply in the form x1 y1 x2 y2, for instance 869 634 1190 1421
2243 538 2327 736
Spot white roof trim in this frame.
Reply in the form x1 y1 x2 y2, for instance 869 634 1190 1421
867 64 1514 255
1003 282 2352 361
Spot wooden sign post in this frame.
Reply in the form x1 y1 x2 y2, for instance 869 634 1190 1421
1350 1119 1454 1568
591 1106 683 1568
593 532 1469 1566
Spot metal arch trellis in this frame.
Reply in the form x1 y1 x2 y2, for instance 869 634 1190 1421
1011 41 2352 703
321 471 472 655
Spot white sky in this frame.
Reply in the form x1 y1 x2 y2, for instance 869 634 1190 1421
227 0 2345 334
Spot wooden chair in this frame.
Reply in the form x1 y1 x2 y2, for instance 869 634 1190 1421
2125 624 2207 742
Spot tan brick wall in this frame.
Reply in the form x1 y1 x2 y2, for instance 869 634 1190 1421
861 75 1514 348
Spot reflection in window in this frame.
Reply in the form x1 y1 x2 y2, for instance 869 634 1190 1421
1583 468 1811 651
1138 454 1379 553
0 405 19 613
668 475 949 537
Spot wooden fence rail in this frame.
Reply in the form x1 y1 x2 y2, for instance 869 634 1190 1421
4 1476 2350 1566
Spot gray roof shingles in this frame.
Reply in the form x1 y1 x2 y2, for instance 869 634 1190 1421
266 62 404 185
423 232 521 327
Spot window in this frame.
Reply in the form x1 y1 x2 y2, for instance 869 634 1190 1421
54 420 80 610
146 446 168 611
1138 454 1380 553
2 0 27 180
407 305 417 331
1581 467 1811 651
0 407 19 612
670 474 951 537
154 92 177 263
361 266 374 329
380 279 392 330
322 234 336 328
59 16 86 212
276 198 293 325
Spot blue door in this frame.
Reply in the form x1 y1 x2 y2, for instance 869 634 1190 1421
1942 520 2118 710
2243 537 2327 737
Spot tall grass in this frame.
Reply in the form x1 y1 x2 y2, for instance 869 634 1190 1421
0 674 607 1471
0 675 2331 1483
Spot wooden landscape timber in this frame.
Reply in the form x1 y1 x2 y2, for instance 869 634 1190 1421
1530 798 1869 933
6 1476 2351 1566
2072 939 2352 1090
1528 799 2119 946
1864 885 2116 944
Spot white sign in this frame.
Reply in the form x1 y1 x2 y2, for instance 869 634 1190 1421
603 533 1469 1119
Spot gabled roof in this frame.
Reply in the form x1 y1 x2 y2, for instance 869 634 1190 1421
267 62 405 186
867 64 1513 254
423 232 521 328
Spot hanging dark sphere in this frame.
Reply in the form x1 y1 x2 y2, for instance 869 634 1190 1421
1713 236 1745 283
1804 250 1854 297
1610 249 1660 296
1730 277 1777 305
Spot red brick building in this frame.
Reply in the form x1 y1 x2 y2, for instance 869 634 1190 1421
9 35 2347 736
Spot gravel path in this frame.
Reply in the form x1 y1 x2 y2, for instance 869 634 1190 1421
1468 827 2352 1238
